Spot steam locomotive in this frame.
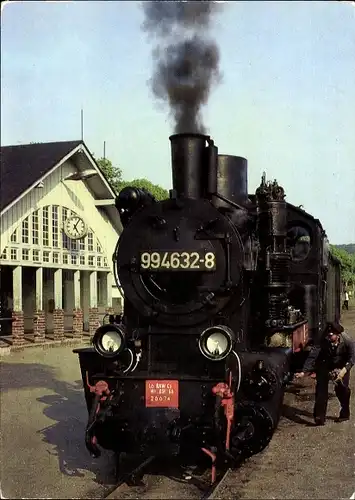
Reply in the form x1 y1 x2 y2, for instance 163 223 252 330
74 133 340 474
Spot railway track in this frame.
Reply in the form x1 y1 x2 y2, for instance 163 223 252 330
102 454 233 500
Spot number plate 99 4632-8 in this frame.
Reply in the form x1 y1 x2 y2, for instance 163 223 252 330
139 250 216 272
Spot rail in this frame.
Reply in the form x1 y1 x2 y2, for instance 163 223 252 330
101 455 233 500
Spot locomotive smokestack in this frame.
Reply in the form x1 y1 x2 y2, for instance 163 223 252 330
170 133 209 199
142 1 223 133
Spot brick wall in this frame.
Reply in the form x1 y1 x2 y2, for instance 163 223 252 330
11 311 24 345
89 307 100 337
53 309 64 339
33 310 46 342
72 308 83 338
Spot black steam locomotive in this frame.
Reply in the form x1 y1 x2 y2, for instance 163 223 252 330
74 133 340 474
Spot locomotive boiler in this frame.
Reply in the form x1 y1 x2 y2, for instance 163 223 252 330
74 133 340 473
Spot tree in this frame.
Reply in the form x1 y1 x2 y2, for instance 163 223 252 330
334 243 355 255
117 178 169 201
94 156 169 201
94 156 123 194
330 245 355 287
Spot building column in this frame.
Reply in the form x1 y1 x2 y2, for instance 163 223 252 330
11 266 24 345
105 272 114 316
33 267 45 342
72 270 83 338
53 269 64 340
89 271 99 337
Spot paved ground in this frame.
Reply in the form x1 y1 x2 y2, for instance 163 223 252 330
0 344 117 499
217 305 355 499
0 307 354 499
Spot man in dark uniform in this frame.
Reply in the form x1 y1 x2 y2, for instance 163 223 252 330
295 321 355 425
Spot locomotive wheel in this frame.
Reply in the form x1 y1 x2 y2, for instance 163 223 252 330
231 403 274 459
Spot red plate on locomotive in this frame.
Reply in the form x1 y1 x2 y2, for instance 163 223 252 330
145 380 179 408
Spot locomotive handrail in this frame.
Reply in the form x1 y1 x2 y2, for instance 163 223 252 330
277 319 308 331
213 192 245 211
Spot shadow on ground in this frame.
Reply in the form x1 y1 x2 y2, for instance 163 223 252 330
281 404 314 425
0 362 117 487
282 377 337 426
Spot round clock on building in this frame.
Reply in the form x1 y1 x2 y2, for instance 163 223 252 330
63 215 88 240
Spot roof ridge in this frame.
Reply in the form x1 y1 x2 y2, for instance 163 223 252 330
1 139 83 149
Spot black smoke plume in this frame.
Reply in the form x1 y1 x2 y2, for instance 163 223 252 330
142 1 223 134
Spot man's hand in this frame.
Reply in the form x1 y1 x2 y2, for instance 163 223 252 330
335 367 347 382
295 372 305 379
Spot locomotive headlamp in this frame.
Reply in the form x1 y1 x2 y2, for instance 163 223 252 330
198 325 234 361
93 324 126 358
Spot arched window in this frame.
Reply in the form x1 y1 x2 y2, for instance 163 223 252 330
1 205 110 269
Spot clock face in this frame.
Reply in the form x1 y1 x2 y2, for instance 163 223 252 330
63 215 87 240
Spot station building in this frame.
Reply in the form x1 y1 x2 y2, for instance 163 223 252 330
0 140 123 346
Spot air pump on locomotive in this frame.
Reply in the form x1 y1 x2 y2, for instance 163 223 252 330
74 132 340 474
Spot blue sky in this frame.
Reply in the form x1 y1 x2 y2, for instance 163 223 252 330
1 0 354 244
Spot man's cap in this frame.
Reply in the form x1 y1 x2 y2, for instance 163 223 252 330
326 321 344 335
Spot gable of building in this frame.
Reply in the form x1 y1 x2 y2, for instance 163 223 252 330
0 141 83 212
0 140 123 299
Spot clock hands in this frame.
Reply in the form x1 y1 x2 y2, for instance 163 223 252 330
73 219 81 235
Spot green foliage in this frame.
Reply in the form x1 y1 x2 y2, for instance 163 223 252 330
94 156 123 193
117 179 169 201
335 243 355 255
330 245 355 286
94 156 169 201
